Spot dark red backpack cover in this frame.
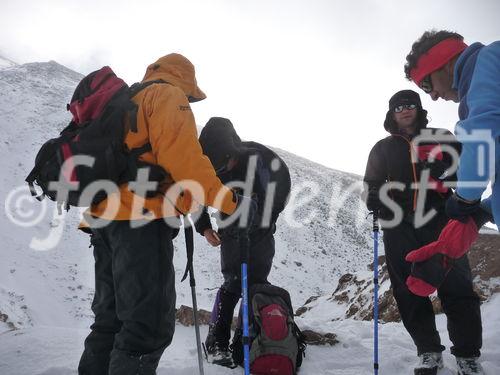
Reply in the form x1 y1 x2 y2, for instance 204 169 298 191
232 284 306 375
26 67 166 209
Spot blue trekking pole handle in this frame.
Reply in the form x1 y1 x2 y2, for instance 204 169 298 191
373 212 379 375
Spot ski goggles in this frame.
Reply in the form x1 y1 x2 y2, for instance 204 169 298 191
394 103 417 113
420 75 433 93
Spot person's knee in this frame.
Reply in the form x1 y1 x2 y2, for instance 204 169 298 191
152 308 176 351
222 279 241 296
392 283 417 301
116 309 176 354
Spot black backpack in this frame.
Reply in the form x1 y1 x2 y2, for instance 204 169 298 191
242 141 291 223
26 66 167 210
231 284 306 374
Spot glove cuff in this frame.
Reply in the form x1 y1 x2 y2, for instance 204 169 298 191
455 192 480 205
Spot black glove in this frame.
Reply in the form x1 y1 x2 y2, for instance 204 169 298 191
445 192 480 223
418 159 449 180
366 188 381 212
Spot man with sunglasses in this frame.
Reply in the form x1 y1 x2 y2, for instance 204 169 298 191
195 117 291 367
363 89 482 375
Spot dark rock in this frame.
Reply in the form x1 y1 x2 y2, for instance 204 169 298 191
302 330 339 346
295 306 310 316
303 295 320 305
333 291 349 304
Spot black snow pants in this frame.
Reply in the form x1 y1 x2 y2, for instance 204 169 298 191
210 224 276 346
220 224 276 294
383 213 482 357
78 219 176 375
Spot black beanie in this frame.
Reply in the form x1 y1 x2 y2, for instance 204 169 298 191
199 117 242 171
388 89 422 110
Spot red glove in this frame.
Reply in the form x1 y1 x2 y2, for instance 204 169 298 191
405 218 478 262
406 254 453 297
406 275 437 297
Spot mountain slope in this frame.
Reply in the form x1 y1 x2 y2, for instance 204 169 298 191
0 55 17 69
0 60 374 333
1 59 499 375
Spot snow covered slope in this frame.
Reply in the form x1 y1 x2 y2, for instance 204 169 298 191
1 294 499 374
1 59 499 375
0 60 373 333
0 55 17 69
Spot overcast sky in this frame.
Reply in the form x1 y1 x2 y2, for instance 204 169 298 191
1 0 499 175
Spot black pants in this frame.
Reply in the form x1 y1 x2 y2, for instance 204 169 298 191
209 225 276 346
78 219 176 375
220 225 275 295
383 214 482 357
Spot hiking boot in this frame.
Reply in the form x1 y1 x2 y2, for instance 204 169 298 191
456 357 485 375
205 324 217 354
207 343 235 368
204 324 235 368
414 352 444 375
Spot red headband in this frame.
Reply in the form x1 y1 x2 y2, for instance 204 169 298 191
410 38 468 85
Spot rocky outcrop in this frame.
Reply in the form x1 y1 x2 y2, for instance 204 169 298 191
297 233 500 323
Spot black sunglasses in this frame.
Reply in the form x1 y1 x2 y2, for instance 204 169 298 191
394 104 417 113
420 75 433 93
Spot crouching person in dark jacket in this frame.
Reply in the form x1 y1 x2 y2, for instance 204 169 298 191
194 117 291 366
363 90 482 375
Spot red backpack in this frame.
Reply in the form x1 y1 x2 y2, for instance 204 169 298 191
232 284 306 375
26 67 167 210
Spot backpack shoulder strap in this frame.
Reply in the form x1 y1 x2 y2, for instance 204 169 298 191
181 224 194 284
129 143 152 158
129 79 169 99
127 79 169 133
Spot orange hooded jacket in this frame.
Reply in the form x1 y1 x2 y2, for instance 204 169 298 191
86 53 236 221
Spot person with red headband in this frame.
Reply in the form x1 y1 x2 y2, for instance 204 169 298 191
405 30 499 229
402 29 500 375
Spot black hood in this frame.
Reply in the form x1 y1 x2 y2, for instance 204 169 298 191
199 117 244 171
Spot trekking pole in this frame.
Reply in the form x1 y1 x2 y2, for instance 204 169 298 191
372 211 379 375
181 217 205 375
240 226 251 375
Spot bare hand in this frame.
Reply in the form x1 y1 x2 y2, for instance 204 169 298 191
203 229 221 247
